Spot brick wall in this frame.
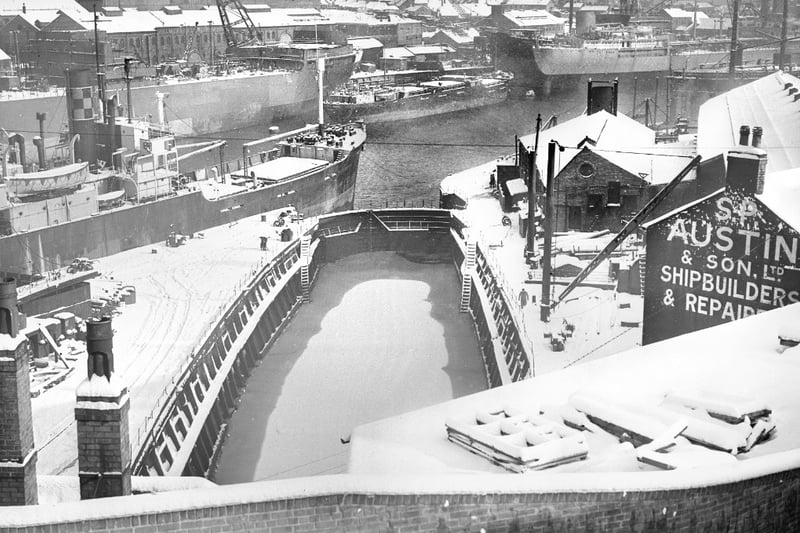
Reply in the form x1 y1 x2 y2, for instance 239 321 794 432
553 148 699 234
75 396 132 499
0 337 38 506
2 468 799 531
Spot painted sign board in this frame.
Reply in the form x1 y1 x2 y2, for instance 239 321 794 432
643 189 800 344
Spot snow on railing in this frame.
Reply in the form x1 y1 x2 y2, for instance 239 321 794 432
131 230 311 461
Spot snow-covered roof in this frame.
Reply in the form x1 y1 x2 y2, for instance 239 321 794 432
0 11 59 28
383 46 415 58
663 8 707 19
322 8 409 25
0 47 10 61
347 37 385 50
759 166 800 231
488 0 551 7
697 71 800 173
349 302 800 476
587 144 696 186
99 9 165 34
431 28 480 45
406 44 454 55
520 110 659 179
503 9 564 28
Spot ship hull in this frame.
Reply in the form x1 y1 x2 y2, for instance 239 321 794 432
0 141 363 275
324 84 508 123
492 32 778 92
1 53 353 153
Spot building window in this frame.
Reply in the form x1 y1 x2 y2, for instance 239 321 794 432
607 181 621 206
578 162 594 178
587 194 603 213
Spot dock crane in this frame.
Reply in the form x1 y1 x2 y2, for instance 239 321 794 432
216 0 262 51
183 21 200 62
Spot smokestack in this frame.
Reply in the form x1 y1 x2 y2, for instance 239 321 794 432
751 126 763 147
33 136 45 169
727 149 767 195
86 316 114 380
738 125 750 146
0 277 19 337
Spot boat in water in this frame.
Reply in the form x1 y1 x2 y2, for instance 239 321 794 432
0 72 366 280
324 73 510 123
490 27 778 93
0 42 355 156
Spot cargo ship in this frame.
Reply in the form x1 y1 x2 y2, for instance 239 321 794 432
324 74 509 123
490 30 778 93
0 42 355 156
0 69 366 280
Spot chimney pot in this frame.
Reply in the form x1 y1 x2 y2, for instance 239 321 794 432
738 125 750 146
86 316 114 379
751 126 763 147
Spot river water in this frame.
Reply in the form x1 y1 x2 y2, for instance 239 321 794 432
198 76 666 205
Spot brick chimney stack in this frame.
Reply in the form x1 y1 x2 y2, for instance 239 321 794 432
0 278 38 506
727 134 767 196
75 316 131 499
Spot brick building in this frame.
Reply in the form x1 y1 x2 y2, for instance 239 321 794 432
550 142 695 232
518 84 699 234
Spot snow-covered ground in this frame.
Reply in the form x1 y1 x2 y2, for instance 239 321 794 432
443 157 645 376
31 209 307 476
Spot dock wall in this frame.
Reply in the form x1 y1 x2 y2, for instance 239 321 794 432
3 466 799 531
132 240 313 477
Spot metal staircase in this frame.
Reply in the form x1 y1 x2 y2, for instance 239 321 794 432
460 241 476 313
300 235 311 303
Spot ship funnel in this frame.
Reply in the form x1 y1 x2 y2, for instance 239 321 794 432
586 79 618 116
86 316 115 380
8 133 26 168
738 125 750 146
33 136 45 169
0 277 20 337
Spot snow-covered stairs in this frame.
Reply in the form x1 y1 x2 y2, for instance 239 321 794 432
300 235 311 303
460 241 476 312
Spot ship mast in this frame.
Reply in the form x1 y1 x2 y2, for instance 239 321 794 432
779 0 789 69
93 4 106 123
729 0 739 76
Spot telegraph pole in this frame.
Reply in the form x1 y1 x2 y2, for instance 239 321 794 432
540 140 556 322
526 114 541 258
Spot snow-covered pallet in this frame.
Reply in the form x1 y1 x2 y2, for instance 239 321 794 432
445 408 588 473
663 390 772 425
569 390 775 459
569 391 674 448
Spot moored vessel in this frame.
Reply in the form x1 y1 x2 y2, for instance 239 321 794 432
324 73 510 123
1 42 355 154
490 28 778 93
0 75 366 280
